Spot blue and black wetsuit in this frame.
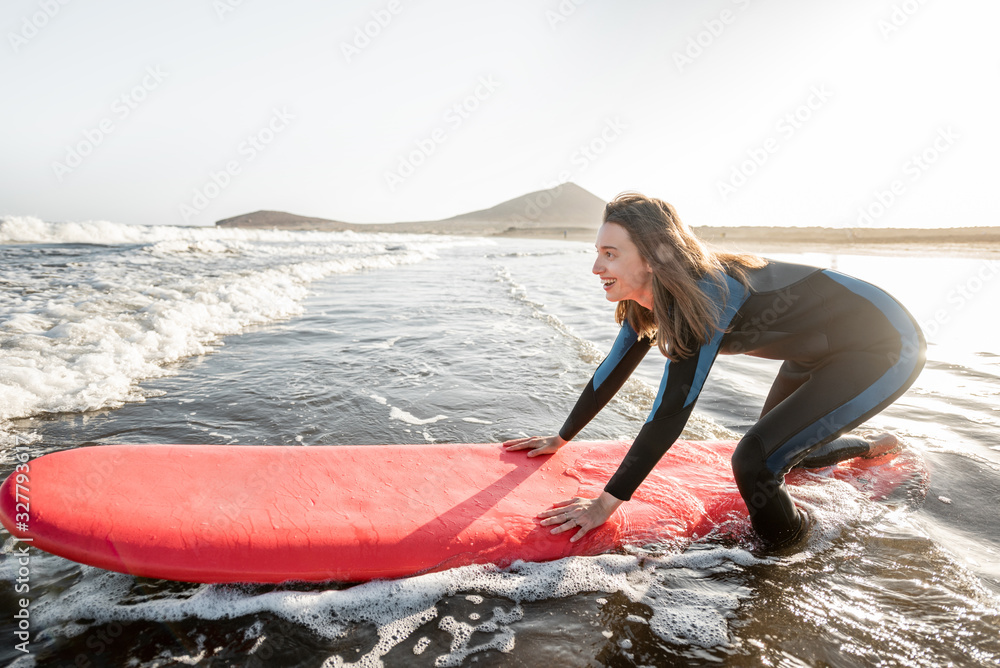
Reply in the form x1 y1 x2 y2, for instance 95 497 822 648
558 259 926 545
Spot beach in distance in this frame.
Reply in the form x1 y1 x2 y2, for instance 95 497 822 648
496 225 1000 258
216 182 1000 255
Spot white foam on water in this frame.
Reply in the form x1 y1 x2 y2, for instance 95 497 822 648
369 394 449 429
412 636 431 655
389 407 448 426
432 605 520 667
366 336 403 350
6 654 34 668
0 217 474 433
0 215 319 246
0 422 39 451
0 215 465 249
30 548 764 667
461 417 493 425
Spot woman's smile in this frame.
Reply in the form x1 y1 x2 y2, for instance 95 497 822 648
592 222 653 308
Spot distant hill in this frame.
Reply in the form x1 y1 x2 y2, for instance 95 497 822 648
215 189 1000 247
215 182 606 235
425 182 605 229
214 210 355 231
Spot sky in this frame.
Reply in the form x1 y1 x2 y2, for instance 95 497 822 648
2 0 997 229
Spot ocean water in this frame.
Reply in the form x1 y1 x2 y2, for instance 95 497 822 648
1 216 998 667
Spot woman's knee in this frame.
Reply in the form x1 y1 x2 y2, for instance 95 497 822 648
732 434 779 504
732 433 803 542
731 434 761 492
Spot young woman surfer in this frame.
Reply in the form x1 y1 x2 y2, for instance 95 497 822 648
503 193 925 549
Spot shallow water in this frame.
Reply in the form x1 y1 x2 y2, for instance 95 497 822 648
1 217 998 666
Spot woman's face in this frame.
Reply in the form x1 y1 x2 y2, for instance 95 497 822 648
592 222 654 309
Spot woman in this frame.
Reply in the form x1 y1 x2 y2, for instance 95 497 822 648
503 193 925 549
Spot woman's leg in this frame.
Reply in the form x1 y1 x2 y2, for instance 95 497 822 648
760 361 876 469
731 343 924 546
759 360 811 417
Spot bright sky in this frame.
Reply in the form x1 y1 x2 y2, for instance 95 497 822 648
3 0 997 228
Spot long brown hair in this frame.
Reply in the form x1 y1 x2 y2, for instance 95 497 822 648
605 192 766 361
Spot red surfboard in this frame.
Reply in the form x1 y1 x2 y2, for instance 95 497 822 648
0 441 925 583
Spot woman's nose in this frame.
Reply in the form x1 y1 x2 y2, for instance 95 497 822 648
592 257 603 274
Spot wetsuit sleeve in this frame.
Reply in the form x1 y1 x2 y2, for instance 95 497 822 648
603 343 714 501
558 321 652 442
604 274 747 501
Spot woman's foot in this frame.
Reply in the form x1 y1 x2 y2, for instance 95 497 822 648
796 433 902 469
861 432 900 459
796 436 869 469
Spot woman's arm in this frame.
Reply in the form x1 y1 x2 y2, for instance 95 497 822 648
533 349 707 542
503 322 650 456
557 321 652 442
539 274 748 538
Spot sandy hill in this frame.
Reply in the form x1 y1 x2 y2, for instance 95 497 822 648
426 182 605 229
214 210 355 231
215 182 606 235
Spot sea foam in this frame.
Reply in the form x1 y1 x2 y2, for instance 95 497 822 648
27 549 763 667
0 216 467 430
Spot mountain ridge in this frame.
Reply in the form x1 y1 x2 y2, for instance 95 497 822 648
215 182 607 235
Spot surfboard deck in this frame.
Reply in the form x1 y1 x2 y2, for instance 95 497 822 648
0 440 925 583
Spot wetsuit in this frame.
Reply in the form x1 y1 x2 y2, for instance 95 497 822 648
558 259 926 545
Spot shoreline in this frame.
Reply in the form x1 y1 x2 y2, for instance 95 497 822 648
487 226 1000 258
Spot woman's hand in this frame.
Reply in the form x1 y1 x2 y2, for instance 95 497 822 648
502 434 566 458
537 492 623 543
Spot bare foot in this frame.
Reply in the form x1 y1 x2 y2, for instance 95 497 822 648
861 432 900 458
